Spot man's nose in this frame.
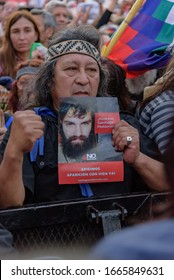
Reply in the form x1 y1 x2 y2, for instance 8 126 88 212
75 70 89 84
75 125 82 136
58 15 66 23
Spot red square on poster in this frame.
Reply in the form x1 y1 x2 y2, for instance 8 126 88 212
95 112 120 134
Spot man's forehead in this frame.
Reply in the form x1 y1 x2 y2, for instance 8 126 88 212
57 53 98 65
54 6 68 13
65 108 91 118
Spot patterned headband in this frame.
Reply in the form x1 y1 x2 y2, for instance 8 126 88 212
16 66 40 80
47 40 101 64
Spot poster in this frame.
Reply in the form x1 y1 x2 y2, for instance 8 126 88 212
58 97 123 184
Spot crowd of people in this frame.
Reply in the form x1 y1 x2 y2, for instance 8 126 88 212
0 0 174 259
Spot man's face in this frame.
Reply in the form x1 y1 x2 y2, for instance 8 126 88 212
61 108 94 158
52 53 100 109
63 109 92 145
53 6 69 28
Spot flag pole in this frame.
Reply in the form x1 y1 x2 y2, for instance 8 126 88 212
102 0 145 57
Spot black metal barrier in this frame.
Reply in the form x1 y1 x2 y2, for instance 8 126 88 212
0 191 170 258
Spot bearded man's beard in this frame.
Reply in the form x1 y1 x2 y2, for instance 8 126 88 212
61 133 96 159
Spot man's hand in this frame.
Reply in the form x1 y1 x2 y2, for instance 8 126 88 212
112 120 140 164
8 110 45 154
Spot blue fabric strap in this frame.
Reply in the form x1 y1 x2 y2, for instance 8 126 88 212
33 106 57 119
30 136 44 162
5 116 13 129
79 183 93 197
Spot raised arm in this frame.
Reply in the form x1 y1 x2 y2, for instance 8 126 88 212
112 120 169 191
0 110 44 208
95 0 118 28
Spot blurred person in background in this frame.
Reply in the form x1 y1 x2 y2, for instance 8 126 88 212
0 59 43 143
28 0 46 8
102 57 133 112
0 1 18 43
44 0 70 31
8 58 43 113
95 0 119 34
31 8 57 47
76 0 101 25
0 10 40 79
0 58 42 144
136 55 174 156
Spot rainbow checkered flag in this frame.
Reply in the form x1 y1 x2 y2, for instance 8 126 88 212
107 0 174 78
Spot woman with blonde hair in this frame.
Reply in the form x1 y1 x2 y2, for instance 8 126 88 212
0 10 40 79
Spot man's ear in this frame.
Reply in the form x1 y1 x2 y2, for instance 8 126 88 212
45 27 54 40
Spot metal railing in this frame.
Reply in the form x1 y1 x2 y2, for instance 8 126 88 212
0 191 170 257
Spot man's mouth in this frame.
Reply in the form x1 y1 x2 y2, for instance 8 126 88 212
69 135 87 144
71 139 84 144
73 91 89 96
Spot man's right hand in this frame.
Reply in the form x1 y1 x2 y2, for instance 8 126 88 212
9 110 45 154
